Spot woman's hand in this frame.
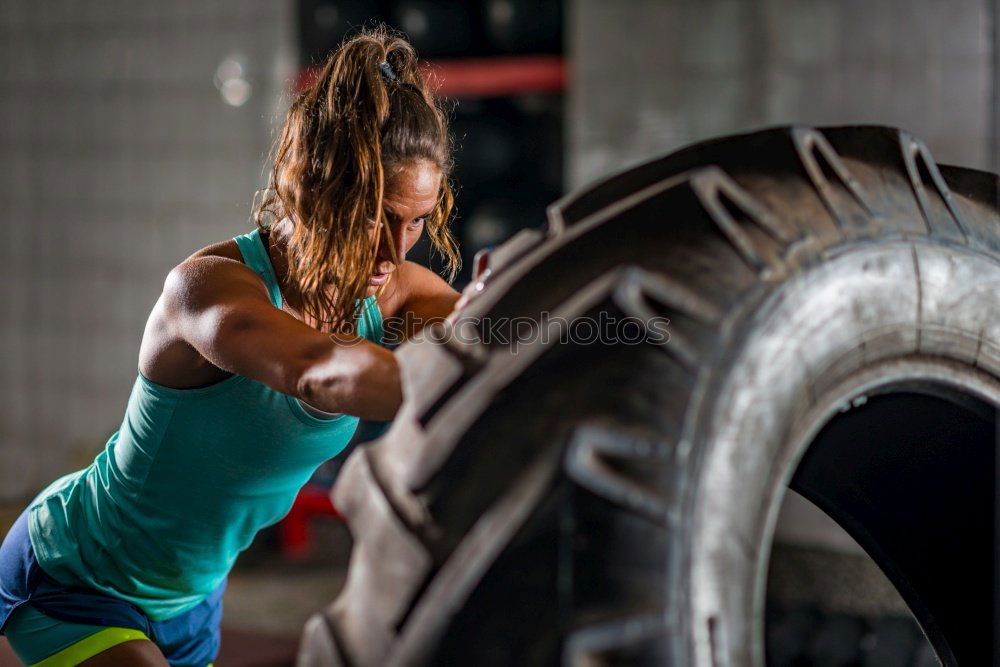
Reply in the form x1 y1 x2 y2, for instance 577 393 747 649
445 282 478 326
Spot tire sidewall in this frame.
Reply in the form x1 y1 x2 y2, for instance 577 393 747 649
687 237 1000 666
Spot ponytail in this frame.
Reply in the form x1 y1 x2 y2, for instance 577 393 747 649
256 25 459 333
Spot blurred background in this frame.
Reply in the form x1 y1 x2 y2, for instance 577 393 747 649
0 0 995 664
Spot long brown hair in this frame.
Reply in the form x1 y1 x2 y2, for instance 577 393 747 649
255 25 459 333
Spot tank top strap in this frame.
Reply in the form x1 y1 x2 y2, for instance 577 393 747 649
234 228 383 342
233 228 283 309
358 295 384 346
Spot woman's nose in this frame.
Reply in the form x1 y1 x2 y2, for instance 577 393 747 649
377 223 407 264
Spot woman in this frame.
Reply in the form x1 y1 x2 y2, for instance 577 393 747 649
0 27 461 666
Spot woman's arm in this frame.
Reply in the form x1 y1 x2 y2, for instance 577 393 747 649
385 261 461 342
160 255 402 420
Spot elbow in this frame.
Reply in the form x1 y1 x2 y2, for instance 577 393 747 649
294 373 333 411
285 364 339 412
292 353 348 412
294 345 402 420
292 366 316 406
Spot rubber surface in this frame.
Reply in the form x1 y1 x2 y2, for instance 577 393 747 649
299 125 1000 666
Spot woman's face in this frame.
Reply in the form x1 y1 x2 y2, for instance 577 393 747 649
368 159 441 293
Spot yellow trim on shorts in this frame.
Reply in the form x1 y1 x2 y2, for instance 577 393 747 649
29 627 150 667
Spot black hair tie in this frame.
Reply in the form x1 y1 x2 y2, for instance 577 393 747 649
379 61 398 83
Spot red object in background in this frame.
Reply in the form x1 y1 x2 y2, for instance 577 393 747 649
294 55 566 97
279 485 343 558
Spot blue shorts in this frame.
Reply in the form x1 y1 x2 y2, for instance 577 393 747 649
0 507 224 666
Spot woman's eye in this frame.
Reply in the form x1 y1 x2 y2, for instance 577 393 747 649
408 217 426 230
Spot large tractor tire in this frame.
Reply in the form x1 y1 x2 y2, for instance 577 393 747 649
298 125 1000 666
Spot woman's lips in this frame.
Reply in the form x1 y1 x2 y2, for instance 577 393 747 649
369 272 390 286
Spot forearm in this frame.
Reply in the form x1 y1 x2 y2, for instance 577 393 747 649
295 338 403 421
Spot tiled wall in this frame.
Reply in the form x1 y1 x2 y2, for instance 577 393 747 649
0 1 294 501
568 0 994 189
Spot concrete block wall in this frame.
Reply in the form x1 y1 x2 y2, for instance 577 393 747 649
568 0 993 189
0 1 294 502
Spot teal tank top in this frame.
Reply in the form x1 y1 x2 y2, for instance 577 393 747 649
27 228 383 621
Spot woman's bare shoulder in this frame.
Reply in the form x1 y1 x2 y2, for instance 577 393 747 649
160 236 258 305
187 237 243 263
139 237 270 388
380 261 459 322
